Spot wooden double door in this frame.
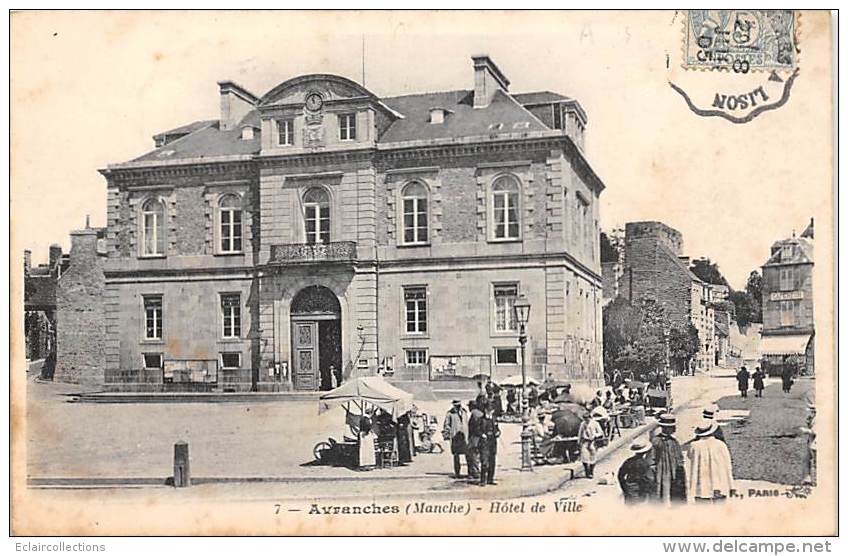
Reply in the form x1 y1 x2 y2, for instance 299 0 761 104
292 317 341 391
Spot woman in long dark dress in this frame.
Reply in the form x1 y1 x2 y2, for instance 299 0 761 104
753 367 765 398
396 412 413 464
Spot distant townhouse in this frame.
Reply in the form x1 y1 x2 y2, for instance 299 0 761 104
759 219 814 375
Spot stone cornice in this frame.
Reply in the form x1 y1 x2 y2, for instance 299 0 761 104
100 134 605 195
100 159 256 182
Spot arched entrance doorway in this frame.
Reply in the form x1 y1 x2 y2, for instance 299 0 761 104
291 285 342 391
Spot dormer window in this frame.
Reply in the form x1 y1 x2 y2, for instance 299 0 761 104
553 104 564 129
240 127 256 140
429 108 449 124
339 113 357 141
277 119 294 146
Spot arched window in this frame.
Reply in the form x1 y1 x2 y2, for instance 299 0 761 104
492 175 520 240
219 194 243 253
401 181 429 244
141 198 166 256
303 187 330 245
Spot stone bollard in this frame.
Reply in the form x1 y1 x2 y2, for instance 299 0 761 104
173 441 190 488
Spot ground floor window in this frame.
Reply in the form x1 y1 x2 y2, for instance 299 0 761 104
220 352 241 369
143 353 163 370
494 347 518 365
405 349 428 366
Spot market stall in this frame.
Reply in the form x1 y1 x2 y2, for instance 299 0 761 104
315 376 415 469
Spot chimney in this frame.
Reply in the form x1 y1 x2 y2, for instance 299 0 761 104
217 80 259 131
68 229 100 269
49 244 62 271
801 217 814 239
472 55 510 108
23 250 31 275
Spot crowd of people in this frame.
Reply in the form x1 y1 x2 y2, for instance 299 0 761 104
615 407 735 505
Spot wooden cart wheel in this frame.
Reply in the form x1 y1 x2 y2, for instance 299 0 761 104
313 441 332 462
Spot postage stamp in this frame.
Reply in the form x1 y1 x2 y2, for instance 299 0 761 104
684 10 798 72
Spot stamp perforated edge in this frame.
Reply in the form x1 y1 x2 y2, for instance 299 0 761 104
679 10 801 73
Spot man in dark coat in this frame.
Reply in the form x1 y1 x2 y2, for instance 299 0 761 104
442 400 468 478
618 441 656 504
477 401 501 486
736 366 750 398
466 396 486 480
651 414 687 504
781 363 794 393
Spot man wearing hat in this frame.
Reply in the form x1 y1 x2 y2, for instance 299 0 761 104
466 395 487 480
577 410 604 478
442 399 468 478
477 400 501 486
651 414 687 503
687 422 734 503
702 405 726 443
736 366 750 398
617 441 656 504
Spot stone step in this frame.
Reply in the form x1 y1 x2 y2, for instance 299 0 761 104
71 391 322 404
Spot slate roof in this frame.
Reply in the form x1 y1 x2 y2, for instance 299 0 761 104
378 89 549 143
132 113 261 163
511 91 573 105
126 88 562 164
764 236 813 266
152 119 218 143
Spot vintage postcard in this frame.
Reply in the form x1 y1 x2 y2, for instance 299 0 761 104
9 10 836 536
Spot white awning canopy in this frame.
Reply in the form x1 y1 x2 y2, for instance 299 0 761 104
759 334 811 356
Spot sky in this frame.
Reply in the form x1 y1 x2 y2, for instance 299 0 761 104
10 11 833 289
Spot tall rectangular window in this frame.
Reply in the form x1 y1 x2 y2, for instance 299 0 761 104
780 300 795 327
143 296 163 340
779 267 794 291
278 119 294 146
492 176 520 240
404 286 427 334
221 294 241 338
403 197 428 244
141 199 166 256
494 283 518 332
304 204 330 244
219 195 243 253
339 113 357 141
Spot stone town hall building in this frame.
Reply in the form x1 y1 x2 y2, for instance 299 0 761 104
85 55 605 392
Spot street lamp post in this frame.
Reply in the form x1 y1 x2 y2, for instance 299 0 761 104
513 294 533 471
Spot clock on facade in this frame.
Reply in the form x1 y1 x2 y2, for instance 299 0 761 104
305 92 324 112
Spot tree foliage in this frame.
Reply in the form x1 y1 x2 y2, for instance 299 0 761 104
603 297 697 381
728 270 763 327
689 257 729 286
600 229 623 263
